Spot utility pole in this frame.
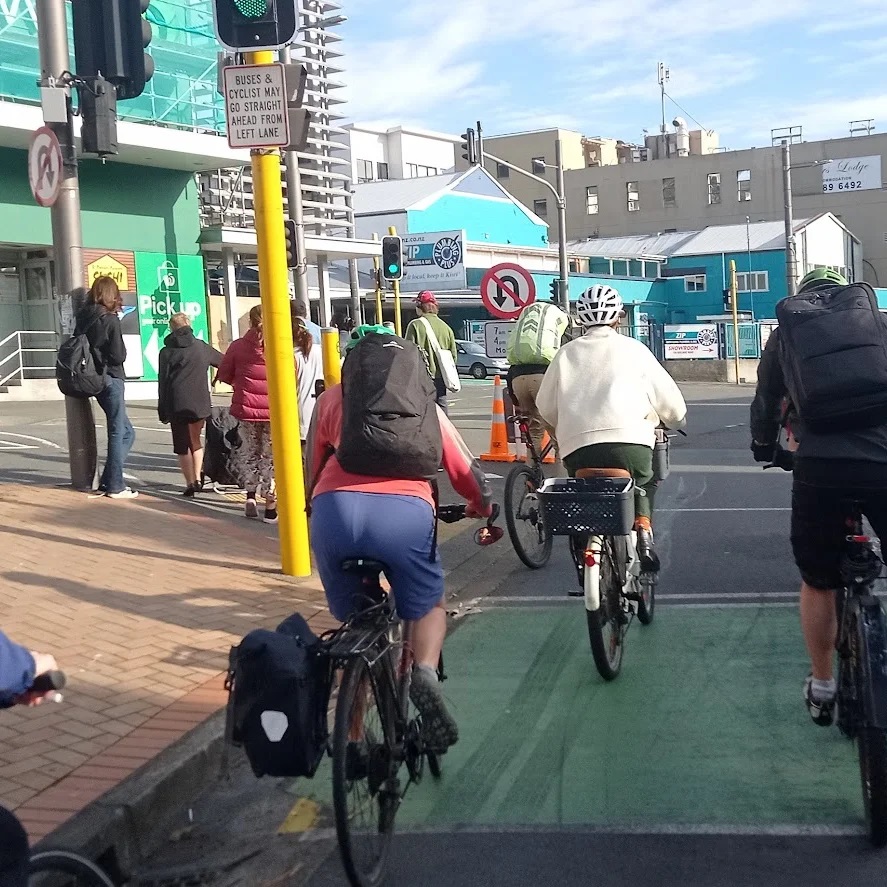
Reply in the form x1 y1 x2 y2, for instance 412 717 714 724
729 259 740 386
36 0 96 491
782 141 798 297
658 62 670 159
476 120 484 171
554 139 569 312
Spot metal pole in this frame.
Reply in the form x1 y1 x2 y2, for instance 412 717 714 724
36 0 96 491
280 45 310 320
388 224 403 336
746 215 755 320
372 232 383 324
782 141 798 297
476 120 484 170
321 327 341 389
555 139 569 313
248 49 311 578
730 260 740 386
347 259 362 325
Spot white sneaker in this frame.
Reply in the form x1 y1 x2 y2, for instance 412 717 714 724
107 488 138 500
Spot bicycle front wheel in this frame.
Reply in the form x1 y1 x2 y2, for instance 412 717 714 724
858 726 887 847
587 538 627 680
332 656 398 887
504 464 552 569
29 850 115 887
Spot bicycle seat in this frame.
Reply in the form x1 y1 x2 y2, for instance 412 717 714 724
341 558 388 576
575 467 631 479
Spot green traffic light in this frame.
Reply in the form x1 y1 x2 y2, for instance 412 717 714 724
388 264 399 274
234 0 269 19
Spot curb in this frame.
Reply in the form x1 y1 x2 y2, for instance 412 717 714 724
34 710 227 880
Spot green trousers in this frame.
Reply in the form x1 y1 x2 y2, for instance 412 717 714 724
563 442 656 520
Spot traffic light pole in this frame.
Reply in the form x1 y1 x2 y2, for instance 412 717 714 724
388 225 403 336
248 49 311 578
36 0 97 491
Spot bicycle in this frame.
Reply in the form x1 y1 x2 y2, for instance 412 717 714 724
322 505 502 887
29 850 115 886
766 447 887 847
503 415 554 569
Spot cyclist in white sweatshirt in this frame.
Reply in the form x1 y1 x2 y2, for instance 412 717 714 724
536 285 687 570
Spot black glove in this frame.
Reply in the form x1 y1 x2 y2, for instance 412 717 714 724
751 441 775 463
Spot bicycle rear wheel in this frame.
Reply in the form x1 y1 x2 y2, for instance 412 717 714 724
636 572 656 625
504 464 552 569
29 850 115 887
332 656 398 887
587 537 627 680
858 726 887 847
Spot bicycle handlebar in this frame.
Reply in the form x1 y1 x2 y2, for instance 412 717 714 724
29 670 66 694
763 445 795 472
438 504 503 546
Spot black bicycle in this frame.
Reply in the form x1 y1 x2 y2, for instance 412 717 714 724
324 505 502 887
767 448 887 846
29 850 115 886
503 415 554 569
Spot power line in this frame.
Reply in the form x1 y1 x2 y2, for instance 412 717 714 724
663 90 709 132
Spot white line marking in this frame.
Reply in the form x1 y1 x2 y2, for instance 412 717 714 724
123 472 143 483
659 507 790 513
0 431 61 449
0 442 37 451
131 425 169 433
395 823 863 838
470 593 796 604
672 465 789 475
685 403 752 407
484 473 503 480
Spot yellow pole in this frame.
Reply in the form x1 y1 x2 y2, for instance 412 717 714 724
372 232 383 324
730 259 741 386
388 224 403 336
248 50 310 577
321 327 341 388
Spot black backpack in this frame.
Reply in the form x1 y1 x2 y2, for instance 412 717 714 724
201 406 241 487
336 334 442 478
56 318 104 398
226 613 332 779
776 282 887 432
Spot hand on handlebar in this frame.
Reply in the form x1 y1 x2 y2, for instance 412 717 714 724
15 652 63 706
464 502 492 520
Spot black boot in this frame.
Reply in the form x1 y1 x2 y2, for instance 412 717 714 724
636 527 660 573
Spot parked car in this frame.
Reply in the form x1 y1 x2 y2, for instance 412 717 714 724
455 340 509 380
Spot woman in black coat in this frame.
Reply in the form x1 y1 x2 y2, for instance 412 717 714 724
157 312 222 495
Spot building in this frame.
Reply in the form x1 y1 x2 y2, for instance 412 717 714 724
342 124 459 184
564 130 887 288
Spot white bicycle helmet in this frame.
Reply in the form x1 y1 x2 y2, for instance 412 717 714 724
575 285 624 327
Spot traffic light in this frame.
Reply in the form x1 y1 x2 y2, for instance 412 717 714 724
72 0 155 101
460 128 477 165
549 279 559 301
723 288 732 312
80 76 118 156
212 0 298 52
381 236 403 281
284 220 297 269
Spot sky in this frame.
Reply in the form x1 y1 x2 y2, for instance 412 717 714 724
338 0 887 148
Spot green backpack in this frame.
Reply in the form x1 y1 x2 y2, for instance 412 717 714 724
506 302 568 366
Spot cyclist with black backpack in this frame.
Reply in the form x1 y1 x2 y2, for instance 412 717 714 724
306 325 493 753
751 267 887 726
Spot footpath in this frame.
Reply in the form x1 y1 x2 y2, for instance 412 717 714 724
0 482 336 847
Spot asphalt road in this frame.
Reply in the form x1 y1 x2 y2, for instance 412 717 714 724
3 383 881 885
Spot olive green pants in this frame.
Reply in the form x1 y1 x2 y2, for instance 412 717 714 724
563 442 656 520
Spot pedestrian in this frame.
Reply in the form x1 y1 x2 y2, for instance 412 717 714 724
157 312 223 496
216 305 277 523
405 291 458 414
292 307 323 445
291 299 321 345
74 276 137 499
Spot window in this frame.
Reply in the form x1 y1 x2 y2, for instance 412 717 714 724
643 261 660 279
662 177 676 208
707 173 721 205
496 163 510 179
533 198 548 217
406 163 438 178
684 274 707 292
627 181 640 212
586 185 599 215
376 162 389 180
531 156 546 174
737 169 752 202
611 259 629 276
356 159 374 183
736 271 769 292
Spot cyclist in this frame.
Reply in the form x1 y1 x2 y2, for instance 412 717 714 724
505 294 569 461
306 325 493 753
750 267 887 726
1 631 59 887
536 285 687 570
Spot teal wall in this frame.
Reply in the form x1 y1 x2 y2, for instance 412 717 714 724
0 148 201 255
408 194 548 249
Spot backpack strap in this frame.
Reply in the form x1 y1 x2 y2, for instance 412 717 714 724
430 478 440 564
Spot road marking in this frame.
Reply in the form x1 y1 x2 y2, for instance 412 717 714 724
672 465 789 474
131 425 170 433
686 402 752 407
394 823 863 837
484 473 503 480
279 797 320 834
659 507 790 512
0 431 61 449
0 442 37 451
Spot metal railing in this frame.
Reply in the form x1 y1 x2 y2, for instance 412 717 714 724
0 331 59 389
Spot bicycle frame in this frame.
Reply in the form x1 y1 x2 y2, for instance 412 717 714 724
578 532 639 611
514 416 554 468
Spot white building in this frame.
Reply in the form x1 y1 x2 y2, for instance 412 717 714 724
343 124 459 184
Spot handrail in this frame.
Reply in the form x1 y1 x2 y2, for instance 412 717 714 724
0 330 62 389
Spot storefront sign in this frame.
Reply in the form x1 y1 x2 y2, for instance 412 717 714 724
400 230 466 293
663 324 719 359
822 156 882 193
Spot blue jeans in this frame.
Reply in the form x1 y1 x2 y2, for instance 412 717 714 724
95 376 135 493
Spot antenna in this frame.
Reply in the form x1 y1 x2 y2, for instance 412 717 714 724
658 62 670 158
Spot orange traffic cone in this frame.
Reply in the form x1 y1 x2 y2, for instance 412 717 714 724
481 376 516 462
541 431 556 464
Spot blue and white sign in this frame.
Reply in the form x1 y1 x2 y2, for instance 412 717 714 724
663 324 719 359
401 229 467 293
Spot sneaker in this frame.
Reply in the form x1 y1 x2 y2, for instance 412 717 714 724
636 527 660 573
244 498 259 519
410 666 458 753
106 488 138 500
263 507 278 524
804 674 836 727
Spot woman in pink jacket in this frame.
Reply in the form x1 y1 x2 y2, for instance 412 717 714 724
216 306 277 523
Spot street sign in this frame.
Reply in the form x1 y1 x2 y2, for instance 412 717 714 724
223 63 290 149
28 126 62 208
480 262 536 320
484 321 515 359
